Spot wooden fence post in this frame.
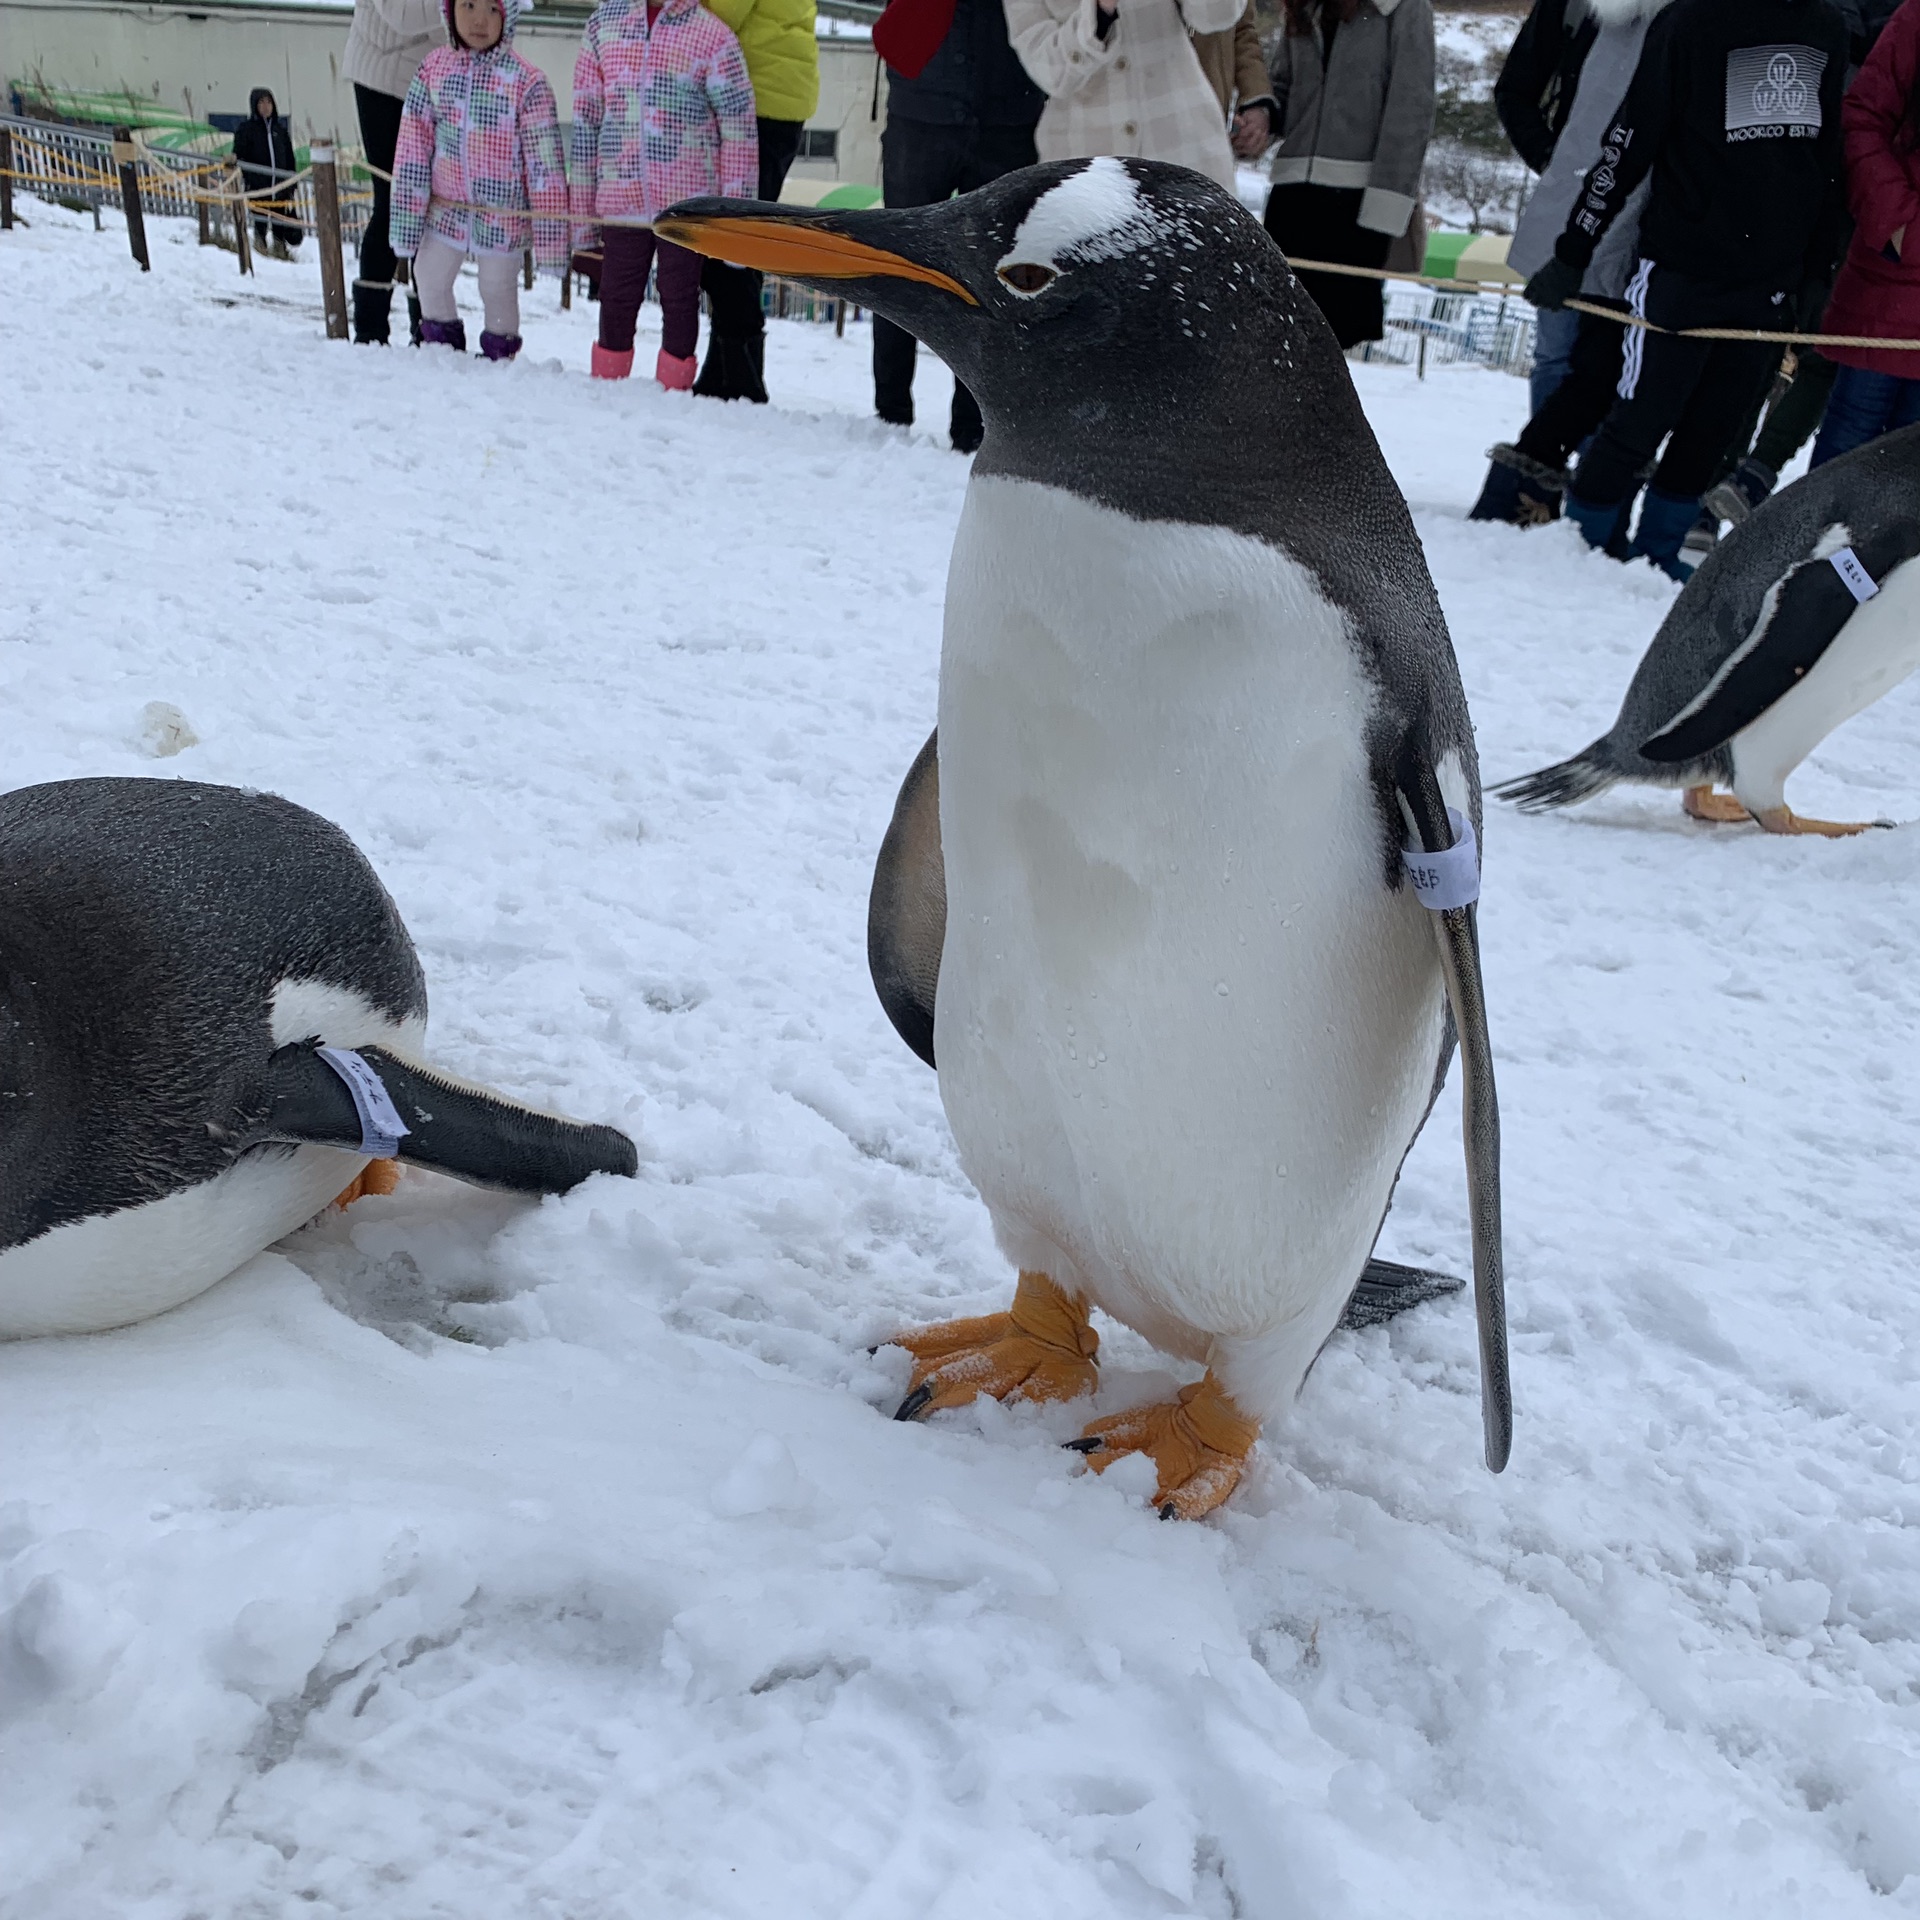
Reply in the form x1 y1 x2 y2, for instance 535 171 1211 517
1 128 14 231
196 188 209 247
523 248 533 291
230 168 252 275
112 128 150 271
310 143 349 339
561 263 571 310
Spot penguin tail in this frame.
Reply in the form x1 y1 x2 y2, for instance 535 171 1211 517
1340 1258 1464 1331
250 1042 638 1194
1489 742 1618 813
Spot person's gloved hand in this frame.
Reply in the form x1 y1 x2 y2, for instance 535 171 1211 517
1524 254 1583 312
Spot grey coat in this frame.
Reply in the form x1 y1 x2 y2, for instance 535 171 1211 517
1507 0 1675 295
1268 0 1436 238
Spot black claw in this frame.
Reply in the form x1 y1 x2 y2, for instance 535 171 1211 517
894 1384 934 1423
1063 1436 1103 1455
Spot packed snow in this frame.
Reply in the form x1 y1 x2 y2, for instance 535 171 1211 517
3 203 1920 1919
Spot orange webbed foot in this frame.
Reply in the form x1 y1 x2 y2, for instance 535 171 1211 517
890 1271 1099 1421
1751 806 1891 838
1068 1372 1260 1521
332 1157 401 1209
1681 785 1751 824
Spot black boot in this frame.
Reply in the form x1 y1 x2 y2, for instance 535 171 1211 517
1701 455 1778 528
1469 443 1565 525
352 279 393 345
407 292 424 348
692 330 768 403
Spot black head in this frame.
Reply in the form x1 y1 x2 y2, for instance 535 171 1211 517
658 158 1390 537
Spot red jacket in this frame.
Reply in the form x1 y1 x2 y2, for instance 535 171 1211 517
1824 0 1920 374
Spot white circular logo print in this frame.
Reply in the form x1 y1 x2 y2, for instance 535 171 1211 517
1754 52 1808 117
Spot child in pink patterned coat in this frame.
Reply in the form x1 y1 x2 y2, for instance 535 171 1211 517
571 0 758 388
391 0 569 361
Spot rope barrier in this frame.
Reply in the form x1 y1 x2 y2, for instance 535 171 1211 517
10 118 1913 355
1286 253 1920 355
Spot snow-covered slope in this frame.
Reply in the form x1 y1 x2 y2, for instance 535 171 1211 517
3 206 1919 1919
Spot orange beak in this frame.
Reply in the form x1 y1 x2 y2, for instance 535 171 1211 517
651 211 979 307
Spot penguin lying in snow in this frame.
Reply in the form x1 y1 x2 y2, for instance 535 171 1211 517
659 158 1510 1517
0 777 637 1339
1497 425 1920 836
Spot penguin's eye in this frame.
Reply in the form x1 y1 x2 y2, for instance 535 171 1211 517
997 262 1058 296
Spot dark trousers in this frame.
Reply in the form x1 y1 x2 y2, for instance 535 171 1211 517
1516 304 1625 470
1263 183 1392 349
702 118 805 341
1572 264 1783 507
599 226 704 360
1810 363 1920 467
1755 348 1838 470
354 83 405 288
873 117 1038 436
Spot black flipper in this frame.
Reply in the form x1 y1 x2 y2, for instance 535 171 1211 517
868 729 946 1070
1339 1258 1464 1330
1397 751 1512 1474
1641 530 1920 765
1640 562 1861 764
243 1042 638 1193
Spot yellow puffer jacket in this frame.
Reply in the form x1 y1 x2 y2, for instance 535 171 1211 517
705 0 820 124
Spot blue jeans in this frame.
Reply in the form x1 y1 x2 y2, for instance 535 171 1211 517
1809 364 1920 467
1529 306 1583 414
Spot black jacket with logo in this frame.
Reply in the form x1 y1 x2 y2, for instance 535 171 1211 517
1553 0 1850 292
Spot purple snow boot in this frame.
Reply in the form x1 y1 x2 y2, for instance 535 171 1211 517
479 330 522 362
420 317 467 352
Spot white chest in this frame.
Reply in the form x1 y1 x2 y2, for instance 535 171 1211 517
1730 555 1920 811
931 477 1445 1353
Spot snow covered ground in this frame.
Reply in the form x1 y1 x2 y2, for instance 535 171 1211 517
4 205 1920 1919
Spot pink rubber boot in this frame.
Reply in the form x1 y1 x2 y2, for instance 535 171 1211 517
591 343 634 380
656 349 697 391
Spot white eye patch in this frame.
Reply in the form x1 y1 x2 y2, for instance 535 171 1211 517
995 156 1160 290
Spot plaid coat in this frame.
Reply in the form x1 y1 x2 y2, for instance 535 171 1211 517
571 0 759 233
1005 0 1241 189
391 0 570 268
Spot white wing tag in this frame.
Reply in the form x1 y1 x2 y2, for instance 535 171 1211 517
1403 808 1481 911
1830 546 1879 603
315 1045 411 1158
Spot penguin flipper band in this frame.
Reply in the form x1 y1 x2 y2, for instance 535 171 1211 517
1398 755 1511 1474
248 1043 638 1194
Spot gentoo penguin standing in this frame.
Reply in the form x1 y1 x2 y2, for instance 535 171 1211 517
658 157 1509 1516
0 777 637 1340
1497 424 1920 834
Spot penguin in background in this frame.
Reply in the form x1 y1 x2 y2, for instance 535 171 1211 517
0 777 637 1340
658 158 1510 1516
1498 424 1920 835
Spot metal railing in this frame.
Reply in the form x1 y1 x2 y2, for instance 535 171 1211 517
1356 282 1536 380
